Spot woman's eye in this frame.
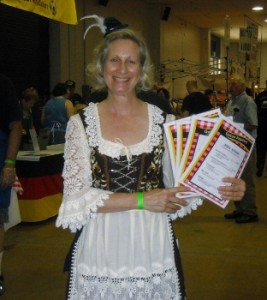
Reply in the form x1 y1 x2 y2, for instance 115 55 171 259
110 58 119 63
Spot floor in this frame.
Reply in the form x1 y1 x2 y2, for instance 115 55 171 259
2 174 267 300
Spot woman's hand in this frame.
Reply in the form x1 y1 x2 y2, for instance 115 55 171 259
218 177 246 201
144 186 191 213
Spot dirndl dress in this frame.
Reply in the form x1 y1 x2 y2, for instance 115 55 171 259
56 103 203 299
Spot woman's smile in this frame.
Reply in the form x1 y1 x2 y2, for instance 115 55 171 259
104 39 141 94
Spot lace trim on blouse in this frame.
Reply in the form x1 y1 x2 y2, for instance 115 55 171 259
168 197 203 220
84 102 164 157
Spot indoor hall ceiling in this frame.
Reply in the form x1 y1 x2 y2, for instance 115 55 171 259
147 0 267 42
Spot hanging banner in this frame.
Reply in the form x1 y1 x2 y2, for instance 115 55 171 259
239 18 258 54
239 28 251 53
246 19 258 54
0 0 77 25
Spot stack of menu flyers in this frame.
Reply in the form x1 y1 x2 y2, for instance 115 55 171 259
164 108 255 208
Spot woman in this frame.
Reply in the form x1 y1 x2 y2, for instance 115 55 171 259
56 28 245 299
41 83 74 145
20 87 38 149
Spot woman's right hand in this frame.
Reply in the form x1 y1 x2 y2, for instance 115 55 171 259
144 187 191 213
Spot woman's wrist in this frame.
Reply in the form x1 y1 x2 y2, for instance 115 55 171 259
4 159 16 167
136 192 145 210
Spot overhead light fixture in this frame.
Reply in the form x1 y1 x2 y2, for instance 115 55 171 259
252 5 264 11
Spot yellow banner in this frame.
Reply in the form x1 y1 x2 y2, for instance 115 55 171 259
0 0 77 25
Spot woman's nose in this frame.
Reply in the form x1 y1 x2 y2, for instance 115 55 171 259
117 61 127 73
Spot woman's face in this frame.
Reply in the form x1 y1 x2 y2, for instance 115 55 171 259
103 39 141 96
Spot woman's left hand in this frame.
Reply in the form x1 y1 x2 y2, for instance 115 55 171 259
218 177 246 201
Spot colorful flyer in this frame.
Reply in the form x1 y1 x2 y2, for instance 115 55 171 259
179 115 255 208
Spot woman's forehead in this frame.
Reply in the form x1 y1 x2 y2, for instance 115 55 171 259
107 39 140 56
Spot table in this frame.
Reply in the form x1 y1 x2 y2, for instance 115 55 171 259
16 150 64 222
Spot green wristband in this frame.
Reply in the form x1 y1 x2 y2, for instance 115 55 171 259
4 159 16 166
136 192 144 210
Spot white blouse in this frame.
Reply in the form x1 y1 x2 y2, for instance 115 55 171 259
56 103 203 233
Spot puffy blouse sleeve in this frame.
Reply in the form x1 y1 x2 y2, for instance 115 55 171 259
162 114 203 220
56 114 112 232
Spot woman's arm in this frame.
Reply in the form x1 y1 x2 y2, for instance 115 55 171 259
97 187 190 214
0 120 22 189
56 115 112 231
65 99 74 119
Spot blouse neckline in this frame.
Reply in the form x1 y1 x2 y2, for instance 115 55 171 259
83 102 165 158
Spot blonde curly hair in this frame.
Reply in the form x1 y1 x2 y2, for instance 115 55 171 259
86 28 154 93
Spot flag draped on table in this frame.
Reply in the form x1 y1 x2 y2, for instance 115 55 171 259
0 0 77 25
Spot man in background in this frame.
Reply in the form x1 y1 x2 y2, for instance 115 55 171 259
0 74 22 295
255 80 267 177
224 74 258 224
181 79 212 117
